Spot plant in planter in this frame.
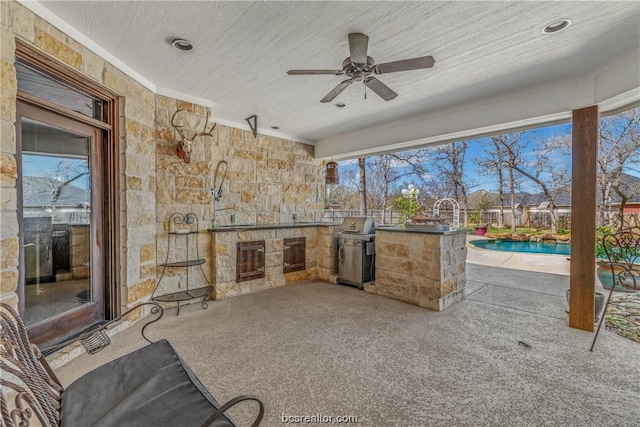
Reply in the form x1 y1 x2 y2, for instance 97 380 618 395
595 226 640 292
565 230 608 324
468 209 487 235
565 289 607 322
591 229 640 350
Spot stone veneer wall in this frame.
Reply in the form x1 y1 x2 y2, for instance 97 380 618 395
0 1 20 308
367 230 467 311
0 1 159 311
154 97 324 299
153 98 214 296
0 1 325 311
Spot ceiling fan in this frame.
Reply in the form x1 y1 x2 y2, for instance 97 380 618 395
287 32 435 103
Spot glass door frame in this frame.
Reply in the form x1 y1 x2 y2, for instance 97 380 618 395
16 42 120 349
17 101 106 347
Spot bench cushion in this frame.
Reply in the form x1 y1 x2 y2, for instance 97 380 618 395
61 339 234 427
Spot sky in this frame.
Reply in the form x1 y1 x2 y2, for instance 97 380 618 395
22 154 90 191
336 118 639 196
464 122 573 191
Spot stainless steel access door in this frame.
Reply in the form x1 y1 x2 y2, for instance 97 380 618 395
338 238 365 285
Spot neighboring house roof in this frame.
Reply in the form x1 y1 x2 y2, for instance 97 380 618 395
550 173 640 207
22 176 89 207
470 173 640 209
466 189 545 208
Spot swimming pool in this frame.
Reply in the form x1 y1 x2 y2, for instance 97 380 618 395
470 239 570 256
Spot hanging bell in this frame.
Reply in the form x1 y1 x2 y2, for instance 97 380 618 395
325 161 339 184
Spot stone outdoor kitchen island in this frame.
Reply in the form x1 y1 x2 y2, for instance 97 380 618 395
366 227 467 311
210 224 339 299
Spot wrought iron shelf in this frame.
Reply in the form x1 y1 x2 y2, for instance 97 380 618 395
151 286 212 303
152 212 213 315
160 259 205 268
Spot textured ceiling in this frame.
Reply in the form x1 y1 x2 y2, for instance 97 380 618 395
31 1 640 156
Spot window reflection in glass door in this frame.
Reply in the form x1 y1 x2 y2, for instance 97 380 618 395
20 117 94 327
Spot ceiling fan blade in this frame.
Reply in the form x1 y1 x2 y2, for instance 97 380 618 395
374 56 435 74
364 77 397 101
348 33 369 65
320 79 353 103
287 69 344 75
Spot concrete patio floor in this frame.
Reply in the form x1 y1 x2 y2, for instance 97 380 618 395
56 264 639 427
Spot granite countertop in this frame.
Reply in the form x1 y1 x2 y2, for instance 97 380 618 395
375 225 468 235
209 222 339 232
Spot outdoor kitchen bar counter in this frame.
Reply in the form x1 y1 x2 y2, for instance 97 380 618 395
366 226 467 311
210 222 333 231
208 222 340 300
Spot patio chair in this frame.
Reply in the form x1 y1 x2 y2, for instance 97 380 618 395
0 302 264 426
590 230 640 351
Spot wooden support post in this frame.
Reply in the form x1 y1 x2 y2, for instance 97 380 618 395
569 105 598 331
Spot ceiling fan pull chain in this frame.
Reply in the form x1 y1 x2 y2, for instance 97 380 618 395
365 84 367 100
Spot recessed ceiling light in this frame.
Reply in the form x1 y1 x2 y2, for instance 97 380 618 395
271 126 279 130
542 19 571 34
335 103 346 108
171 38 193 51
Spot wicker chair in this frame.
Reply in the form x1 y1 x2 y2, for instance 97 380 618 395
0 302 264 426
590 230 640 351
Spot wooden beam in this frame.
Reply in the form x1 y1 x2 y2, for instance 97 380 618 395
569 106 599 331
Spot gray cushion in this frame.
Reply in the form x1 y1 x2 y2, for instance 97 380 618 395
62 339 234 427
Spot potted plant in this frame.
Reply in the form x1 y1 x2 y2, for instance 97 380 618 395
567 227 638 325
595 227 640 293
468 209 487 236
565 289 606 322
595 240 623 291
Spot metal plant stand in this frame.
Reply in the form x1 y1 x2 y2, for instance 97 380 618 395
152 212 213 315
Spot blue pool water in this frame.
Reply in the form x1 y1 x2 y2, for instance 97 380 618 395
470 239 570 256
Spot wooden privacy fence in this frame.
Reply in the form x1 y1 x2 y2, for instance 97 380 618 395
324 209 639 231
322 209 403 224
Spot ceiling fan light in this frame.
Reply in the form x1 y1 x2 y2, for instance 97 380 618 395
542 19 571 34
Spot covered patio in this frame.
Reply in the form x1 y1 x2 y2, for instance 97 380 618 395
56 265 638 426
1 1 640 425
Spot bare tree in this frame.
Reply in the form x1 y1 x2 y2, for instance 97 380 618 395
597 108 640 229
492 133 525 233
358 157 367 216
365 150 430 223
23 159 89 220
366 155 402 222
326 167 359 209
389 149 431 185
496 133 570 234
428 141 475 210
476 138 506 228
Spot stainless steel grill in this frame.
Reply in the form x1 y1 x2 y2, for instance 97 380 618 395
336 217 376 289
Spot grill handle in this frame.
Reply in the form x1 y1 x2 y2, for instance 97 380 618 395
339 246 345 262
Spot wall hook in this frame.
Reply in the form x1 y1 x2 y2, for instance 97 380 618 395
245 115 258 138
